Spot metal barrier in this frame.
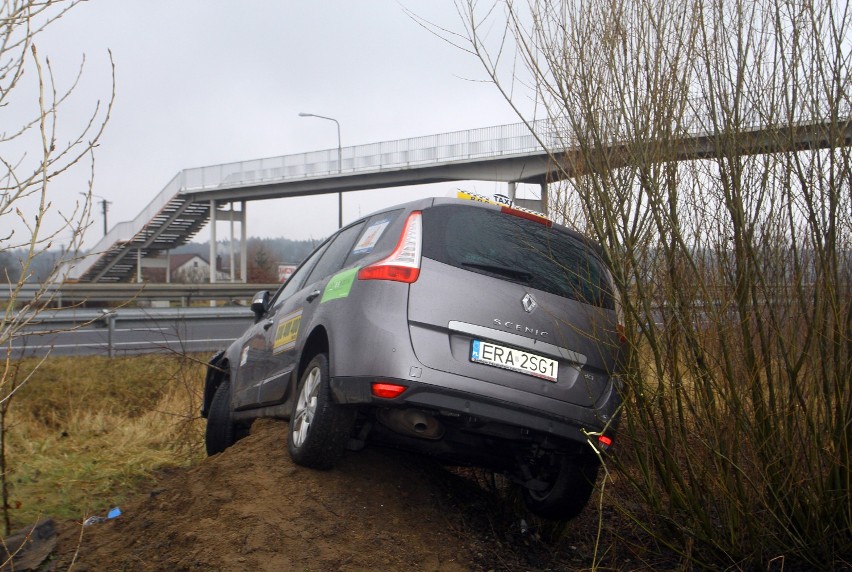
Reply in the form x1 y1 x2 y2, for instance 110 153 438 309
0 282 279 305
9 307 254 358
179 122 547 191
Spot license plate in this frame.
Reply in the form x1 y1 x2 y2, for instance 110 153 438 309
470 339 558 382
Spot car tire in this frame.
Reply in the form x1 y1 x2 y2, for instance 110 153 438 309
521 453 600 520
287 353 356 469
205 381 237 456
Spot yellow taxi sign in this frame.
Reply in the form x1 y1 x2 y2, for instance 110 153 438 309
456 191 552 226
456 190 506 206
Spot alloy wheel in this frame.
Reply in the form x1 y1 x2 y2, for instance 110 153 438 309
291 366 321 448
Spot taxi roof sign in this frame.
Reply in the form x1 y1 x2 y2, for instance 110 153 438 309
457 191 552 227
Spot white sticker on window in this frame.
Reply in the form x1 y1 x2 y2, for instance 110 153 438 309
352 219 391 254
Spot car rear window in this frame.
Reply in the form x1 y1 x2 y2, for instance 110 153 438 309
421 205 613 309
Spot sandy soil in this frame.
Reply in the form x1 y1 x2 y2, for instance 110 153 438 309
50 419 641 571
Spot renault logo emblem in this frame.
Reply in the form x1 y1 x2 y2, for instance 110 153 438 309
521 293 537 313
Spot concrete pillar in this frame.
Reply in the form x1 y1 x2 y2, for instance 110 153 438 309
136 248 142 283
240 201 247 283
229 203 236 283
540 182 549 216
507 181 517 201
209 199 217 284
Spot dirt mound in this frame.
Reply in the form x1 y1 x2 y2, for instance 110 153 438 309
50 419 475 570
50 419 630 571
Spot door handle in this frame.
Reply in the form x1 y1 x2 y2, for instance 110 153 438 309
263 318 275 330
306 289 322 302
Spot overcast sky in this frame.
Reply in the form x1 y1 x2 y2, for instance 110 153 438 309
11 0 535 249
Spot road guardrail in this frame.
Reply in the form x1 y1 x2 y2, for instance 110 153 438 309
9 306 256 358
1 282 280 306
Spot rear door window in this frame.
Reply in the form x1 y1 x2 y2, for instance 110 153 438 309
270 241 329 309
421 205 613 308
303 221 366 284
343 209 403 267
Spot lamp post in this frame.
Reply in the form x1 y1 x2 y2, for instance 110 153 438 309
79 192 111 236
298 112 343 228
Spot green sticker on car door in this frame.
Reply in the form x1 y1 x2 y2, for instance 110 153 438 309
321 267 358 303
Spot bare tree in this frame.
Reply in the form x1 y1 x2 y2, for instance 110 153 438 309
247 241 279 283
451 0 850 568
0 0 113 535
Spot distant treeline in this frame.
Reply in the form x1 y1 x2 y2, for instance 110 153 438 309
171 237 321 265
0 249 62 283
0 236 322 283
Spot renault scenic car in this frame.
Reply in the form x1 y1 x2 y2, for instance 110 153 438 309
203 193 624 520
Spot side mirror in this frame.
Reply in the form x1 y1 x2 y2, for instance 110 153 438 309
250 290 270 320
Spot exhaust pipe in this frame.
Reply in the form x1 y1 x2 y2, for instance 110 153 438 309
377 408 445 440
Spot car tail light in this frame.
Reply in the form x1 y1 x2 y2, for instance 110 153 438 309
371 382 407 398
358 211 422 283
598 435 612 453
500 205 553 227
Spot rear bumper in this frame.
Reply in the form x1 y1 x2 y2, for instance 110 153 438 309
329 373 619 447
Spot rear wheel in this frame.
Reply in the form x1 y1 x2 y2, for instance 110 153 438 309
205 381 236 455
287 353 356 469
521 452 600 520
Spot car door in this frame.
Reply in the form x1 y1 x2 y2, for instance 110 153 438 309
231 242 329 410
254 221 367 406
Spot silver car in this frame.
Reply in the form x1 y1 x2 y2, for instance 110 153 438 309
203 195 624 520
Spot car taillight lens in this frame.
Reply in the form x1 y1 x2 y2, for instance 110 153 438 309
499 205 553 227
358 211 422 283
371 382 407 398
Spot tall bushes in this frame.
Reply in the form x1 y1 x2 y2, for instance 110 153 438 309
459 0 850 567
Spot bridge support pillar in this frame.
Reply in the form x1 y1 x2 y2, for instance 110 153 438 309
209 200 248 286
510 182 550 216
229 205 236 282
227 201 247 283
209 199 217 285
209 200 217 306
240 201 247 283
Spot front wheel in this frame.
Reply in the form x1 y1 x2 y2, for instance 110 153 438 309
287 353 356 469
205 381 236 455
521 452 600 520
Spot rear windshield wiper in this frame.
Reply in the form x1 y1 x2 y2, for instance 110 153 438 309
461 262 533 282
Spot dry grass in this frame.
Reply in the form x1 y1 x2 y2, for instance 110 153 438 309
4 354 206 527
3 347 848 569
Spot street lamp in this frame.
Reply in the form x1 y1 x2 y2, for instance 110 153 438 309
299 112 343 228
79 192 111 236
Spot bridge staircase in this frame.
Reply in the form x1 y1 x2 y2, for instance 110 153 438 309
71 173 213 282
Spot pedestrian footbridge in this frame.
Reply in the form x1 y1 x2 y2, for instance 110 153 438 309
69 113 851 283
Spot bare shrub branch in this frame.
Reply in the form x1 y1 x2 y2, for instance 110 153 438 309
456 0 851 567
0 0 114 535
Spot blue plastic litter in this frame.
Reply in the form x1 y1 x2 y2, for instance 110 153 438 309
83 507 122 526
